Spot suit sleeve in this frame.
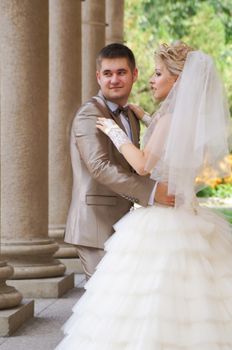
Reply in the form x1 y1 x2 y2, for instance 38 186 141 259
73 107 155 207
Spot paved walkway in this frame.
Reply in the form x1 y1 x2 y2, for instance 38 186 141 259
0 274 86 350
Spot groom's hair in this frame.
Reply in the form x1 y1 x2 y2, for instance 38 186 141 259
96 43 136 72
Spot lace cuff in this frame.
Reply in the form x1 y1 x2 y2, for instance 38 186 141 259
141 113 152 127
108 127 132 152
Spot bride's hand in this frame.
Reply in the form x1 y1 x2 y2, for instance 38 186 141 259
128 104 145 120
96 117 132 152
155 183 175 207
96 117 119 135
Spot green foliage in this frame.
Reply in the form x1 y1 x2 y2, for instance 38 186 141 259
124 0 232 114
197 184 232 198
183 4 225 56
182 3 232 105
197 186 215 197
124 0 157 113
213 184 232 198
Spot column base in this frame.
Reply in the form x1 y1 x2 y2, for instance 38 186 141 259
59 258 84 274
8 273 74 298
49 225 78 258
1 239 66 279
0 300 34 336
0 261 22 309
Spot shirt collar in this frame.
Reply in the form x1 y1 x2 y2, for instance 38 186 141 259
98 91 128 113
105 100 118 113
105 100 129 115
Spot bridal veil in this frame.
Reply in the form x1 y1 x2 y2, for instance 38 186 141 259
144 51 232 207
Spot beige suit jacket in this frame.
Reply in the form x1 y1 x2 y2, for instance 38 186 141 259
64 91 155 248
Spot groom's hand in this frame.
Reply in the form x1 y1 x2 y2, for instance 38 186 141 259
155 182 175 206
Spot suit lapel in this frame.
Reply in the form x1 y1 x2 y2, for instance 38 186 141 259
109 109 127 134
94 91 127 134
94 91 140 147
127 109 140 147
92 92 140 171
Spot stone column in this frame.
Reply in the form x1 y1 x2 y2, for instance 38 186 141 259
106 0 124 44
0 261 34 336
0 21 22 311
0 262 22 309
48 0 82 264
82 0 106 101
0 1 66 283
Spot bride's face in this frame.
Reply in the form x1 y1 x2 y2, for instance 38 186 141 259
150 59 177 101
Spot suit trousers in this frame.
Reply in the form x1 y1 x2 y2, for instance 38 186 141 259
76 245 105 280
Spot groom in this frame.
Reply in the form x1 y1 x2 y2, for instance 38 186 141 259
65 43 174 279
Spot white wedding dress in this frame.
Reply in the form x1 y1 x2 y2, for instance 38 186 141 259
56 50 232 350
56 203 232 350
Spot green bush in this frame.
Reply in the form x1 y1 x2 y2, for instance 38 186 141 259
197 184 232 198
212 184 232 198
197 186 214 197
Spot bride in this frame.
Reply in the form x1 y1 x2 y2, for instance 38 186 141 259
56 42 232 349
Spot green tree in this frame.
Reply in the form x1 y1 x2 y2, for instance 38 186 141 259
124 0 157 113
124 0 232 113
183 3 232 107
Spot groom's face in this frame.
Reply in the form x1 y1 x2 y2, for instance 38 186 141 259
96 57 138 106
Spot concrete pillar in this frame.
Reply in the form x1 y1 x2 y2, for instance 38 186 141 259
106 0 124 44
82 0 106 101
0 262 33 336
0 0 65 282
0 262 22 309
48 0 82 263
0 8 22 311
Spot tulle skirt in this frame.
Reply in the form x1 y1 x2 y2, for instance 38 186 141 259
56 205 232 350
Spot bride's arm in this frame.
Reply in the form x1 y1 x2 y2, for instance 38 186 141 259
96 118 150 176
96 116 175 206
119 143 149 176
129 104 152 127
96 116 169 176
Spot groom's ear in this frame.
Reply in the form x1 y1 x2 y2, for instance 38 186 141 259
133 68 138 82
96 71 101 85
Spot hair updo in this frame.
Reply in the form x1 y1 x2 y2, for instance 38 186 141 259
155 41 194 75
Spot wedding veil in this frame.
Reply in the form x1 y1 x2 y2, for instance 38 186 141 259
143 51 232 208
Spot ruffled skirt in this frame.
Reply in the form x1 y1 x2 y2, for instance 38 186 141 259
56 205 232 349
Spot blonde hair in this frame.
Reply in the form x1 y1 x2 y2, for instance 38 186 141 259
155 41 194 75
